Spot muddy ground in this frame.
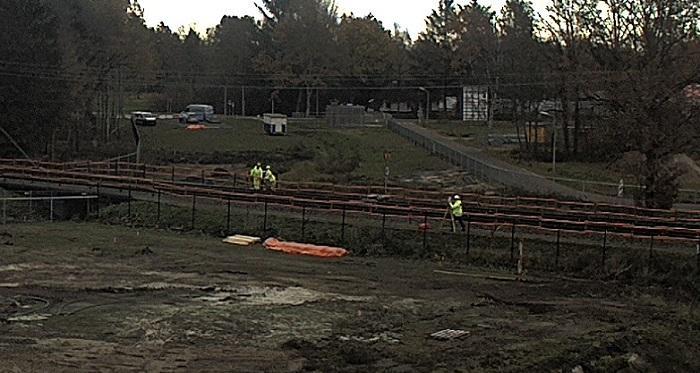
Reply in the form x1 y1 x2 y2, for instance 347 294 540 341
0 223 698 372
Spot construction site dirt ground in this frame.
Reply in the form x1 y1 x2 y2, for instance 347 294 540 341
1 223 699 372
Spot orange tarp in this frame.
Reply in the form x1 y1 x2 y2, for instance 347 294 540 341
186 124 208 131
263 238 348 258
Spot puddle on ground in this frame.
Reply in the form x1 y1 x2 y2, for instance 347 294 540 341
195 286 372 306
7 314 51 322
0 264 41 272
0 263 78 272
339 332 402 344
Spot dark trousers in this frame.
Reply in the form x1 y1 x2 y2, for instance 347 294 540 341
454 215 466 232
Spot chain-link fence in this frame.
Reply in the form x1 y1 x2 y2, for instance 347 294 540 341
387 119 600 200
1 191 98 224
2 187 698 281
84 190 700 282
387 119 700 206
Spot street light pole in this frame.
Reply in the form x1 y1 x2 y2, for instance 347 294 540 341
419 87 430 121
223 86 228 116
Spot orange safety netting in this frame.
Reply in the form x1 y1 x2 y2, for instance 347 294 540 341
263 238 348 258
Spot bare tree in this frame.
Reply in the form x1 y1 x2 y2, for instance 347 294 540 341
585 0 700 208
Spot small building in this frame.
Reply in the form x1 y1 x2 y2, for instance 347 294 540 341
263 113 288 136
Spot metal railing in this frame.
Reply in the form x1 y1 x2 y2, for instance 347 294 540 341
1 193 98 224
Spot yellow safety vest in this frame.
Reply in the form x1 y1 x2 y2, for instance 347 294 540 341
265 170 276 183
450 200 463 217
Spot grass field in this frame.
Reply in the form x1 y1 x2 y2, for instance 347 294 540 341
138 118 452 185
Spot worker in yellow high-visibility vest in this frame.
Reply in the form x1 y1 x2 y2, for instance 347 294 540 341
264 165 277 191
448 195 466 232
250 162 263 191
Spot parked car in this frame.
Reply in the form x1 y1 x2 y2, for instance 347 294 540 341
131 111 157 126
179 104 220 124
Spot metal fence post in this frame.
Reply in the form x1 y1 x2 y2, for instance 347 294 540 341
191 194 196 230
648 235 655 270
171 166 175 182
49 196 54 222
128 184 132 219
466 219 471 256
422 214 428 252
340 207 346 244
96 183 101 217
263 199 268 232
156 189 161 223
602 230 608 268
510 224 516 262
233 174 238 189
555 230 561 269
381 213 387 250
226 199 231 234
301 206 307 241
142 164 147 178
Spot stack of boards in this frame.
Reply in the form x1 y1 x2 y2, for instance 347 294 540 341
222 235 262 246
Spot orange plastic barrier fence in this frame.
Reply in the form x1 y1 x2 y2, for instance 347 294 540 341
263 238 348 258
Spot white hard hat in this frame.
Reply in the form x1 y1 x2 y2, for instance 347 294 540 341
454 195 461 200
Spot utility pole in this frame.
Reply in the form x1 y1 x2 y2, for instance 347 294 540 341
488 76 499 129
316 88 320 117
419 87 430 120
552 112 557 174
383 151 391 194
223 86 228 116
241 86 246 117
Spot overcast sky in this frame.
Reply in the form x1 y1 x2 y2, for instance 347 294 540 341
139 0 550 37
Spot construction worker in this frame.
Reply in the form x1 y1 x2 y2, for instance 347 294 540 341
448 194 466 232
264 165 277 191
250 162 263 191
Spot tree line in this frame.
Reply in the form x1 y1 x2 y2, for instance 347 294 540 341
0 0 698 208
